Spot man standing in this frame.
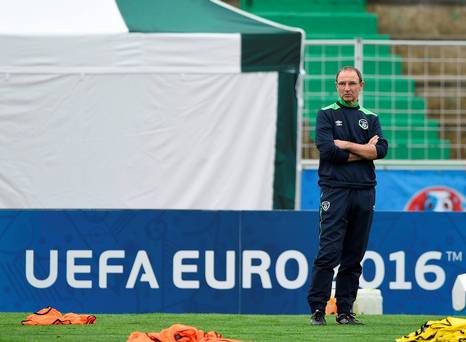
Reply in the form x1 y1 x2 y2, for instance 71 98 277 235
307 66 388 325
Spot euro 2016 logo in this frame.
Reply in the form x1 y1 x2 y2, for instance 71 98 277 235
405 186 465 212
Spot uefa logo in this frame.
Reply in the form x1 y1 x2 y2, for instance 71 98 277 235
405 186 465 212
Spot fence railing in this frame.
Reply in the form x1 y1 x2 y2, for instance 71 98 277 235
301 39 466 161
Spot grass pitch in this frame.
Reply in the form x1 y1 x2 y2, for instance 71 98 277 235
0 312 451 342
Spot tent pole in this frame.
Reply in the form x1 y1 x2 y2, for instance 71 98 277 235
294 31 306 210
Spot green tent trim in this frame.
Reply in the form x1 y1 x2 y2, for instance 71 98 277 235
116 0 302 209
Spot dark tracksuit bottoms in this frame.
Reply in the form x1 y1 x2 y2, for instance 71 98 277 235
307 185 375 314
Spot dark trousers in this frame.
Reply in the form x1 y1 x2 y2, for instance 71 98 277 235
307 186 375 314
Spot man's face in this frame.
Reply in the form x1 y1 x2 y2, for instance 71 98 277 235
336 69 364 105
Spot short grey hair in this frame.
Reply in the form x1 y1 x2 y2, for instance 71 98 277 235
336 66 363 83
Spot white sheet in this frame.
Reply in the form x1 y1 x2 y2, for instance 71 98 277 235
0 34 241 73
0 72 278 209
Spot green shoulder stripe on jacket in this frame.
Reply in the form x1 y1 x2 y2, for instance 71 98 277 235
321 103 339 110
360 106 378 116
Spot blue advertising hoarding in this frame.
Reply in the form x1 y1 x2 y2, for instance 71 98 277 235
301 169 465 211
0 210 464 315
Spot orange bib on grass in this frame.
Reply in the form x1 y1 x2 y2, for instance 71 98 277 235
21 306 96 325
127 323 242 342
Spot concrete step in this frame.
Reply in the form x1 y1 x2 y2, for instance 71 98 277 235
305 112 438 126
385 139 451 159
305 57 403 75
304 76 415 93
240 0 366 13
305 114 439 140
305 126 449 159
253 12 379 35
378 116 439 127
383 128 440 141
305 42 392 57
305 95 426 112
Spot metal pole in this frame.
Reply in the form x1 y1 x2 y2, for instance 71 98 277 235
294 32 306 210
354 37 364 107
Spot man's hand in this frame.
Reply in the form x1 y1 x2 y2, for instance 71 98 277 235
347 153 363 161
334 139 349 149
368 135 379 146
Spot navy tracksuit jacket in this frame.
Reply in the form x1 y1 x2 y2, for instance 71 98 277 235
307 99 388 314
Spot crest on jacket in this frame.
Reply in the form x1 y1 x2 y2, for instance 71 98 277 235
359 119 368 130
321 201 330 211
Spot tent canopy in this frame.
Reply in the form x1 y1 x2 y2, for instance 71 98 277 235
0 0 303 209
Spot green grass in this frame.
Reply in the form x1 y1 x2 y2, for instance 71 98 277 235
0 312 451 342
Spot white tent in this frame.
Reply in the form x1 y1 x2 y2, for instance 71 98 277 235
0 0 303 209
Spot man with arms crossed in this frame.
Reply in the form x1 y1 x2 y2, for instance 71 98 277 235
308 66 388 325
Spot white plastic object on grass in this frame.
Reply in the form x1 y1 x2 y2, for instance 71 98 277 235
452 273 466 311
353 288 383 315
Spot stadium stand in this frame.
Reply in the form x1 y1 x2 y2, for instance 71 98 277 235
368 1 466 160
240 0 452 159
